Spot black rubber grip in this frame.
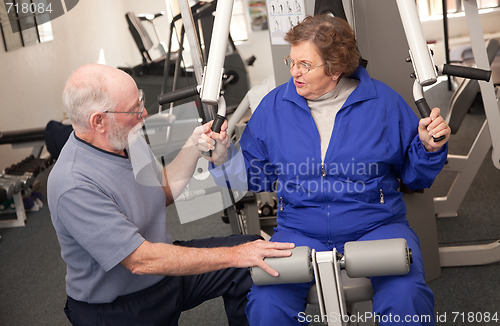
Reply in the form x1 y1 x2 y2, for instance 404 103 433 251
415 98 431 118
211 114 226 133
201 115 227 157
415 98 445 142
157 85 199 105
442 64 491 82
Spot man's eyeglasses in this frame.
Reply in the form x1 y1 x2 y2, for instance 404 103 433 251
103 89 145 119
283 56 323 74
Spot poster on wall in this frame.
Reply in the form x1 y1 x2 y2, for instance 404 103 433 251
266 0 305 45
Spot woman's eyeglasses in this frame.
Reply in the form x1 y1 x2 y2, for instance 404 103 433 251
283 56 323 74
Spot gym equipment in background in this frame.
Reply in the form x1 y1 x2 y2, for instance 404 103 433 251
0 127 53 228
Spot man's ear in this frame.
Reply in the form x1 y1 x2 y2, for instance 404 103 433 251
89 112 106 134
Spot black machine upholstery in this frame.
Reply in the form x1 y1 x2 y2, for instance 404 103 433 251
123 11 168 76
126 11 155 64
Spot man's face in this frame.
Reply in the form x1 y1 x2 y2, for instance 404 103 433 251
105 87 147 151
105 114 138 151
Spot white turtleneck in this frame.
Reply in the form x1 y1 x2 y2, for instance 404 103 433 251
307 77 359 161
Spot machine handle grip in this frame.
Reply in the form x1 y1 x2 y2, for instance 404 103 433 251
157 85 199 105
415 98 446 142
441 64 491 81
210 114 226 133
201 114 226 157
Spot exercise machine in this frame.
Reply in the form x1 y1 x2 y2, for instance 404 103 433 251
124 11 169 76
148 0 500 270
250 238 412 326
229 0 500 274
396 0 500 268
131 0 252 225
123 2 250 117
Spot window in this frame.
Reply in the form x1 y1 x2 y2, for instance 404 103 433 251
417 0 500 19
230 0 249 43
0 0 54 51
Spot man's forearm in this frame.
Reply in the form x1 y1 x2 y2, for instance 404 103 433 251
122 241 236 276
122 239 295 277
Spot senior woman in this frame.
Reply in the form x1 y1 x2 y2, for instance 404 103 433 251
240 15 450 325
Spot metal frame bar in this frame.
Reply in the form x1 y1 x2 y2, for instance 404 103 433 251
314 250 347 326
177 0 205 85
433 0 500 217
435 0 500 267
463 0 500 170
434 121 492 217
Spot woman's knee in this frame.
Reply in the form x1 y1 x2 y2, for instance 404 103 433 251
372 274 434 316
246 283 311 324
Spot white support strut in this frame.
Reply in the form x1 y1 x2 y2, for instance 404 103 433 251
200 0 235 106
395 0 438 87
462 0 500 169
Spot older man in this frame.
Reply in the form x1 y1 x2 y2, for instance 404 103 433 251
47 64 293 326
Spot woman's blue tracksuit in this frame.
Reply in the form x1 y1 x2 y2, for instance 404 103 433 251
239 66 447 325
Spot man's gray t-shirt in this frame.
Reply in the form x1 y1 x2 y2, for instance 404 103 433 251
48 133 171 303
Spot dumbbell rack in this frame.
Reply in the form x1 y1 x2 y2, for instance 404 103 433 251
0 192 25 228
0 155 53 228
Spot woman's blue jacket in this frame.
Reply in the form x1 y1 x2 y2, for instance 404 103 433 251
238 65 447 244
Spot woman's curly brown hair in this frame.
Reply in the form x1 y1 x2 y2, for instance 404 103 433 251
284 15 360 77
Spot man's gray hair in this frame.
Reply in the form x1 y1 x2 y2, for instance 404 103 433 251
62 73 116 133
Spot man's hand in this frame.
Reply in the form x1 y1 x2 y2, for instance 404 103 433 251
197 120 231 165
230 240 295 277
418 107 451 152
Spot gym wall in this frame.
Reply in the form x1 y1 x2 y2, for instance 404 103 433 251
0 0 167 168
